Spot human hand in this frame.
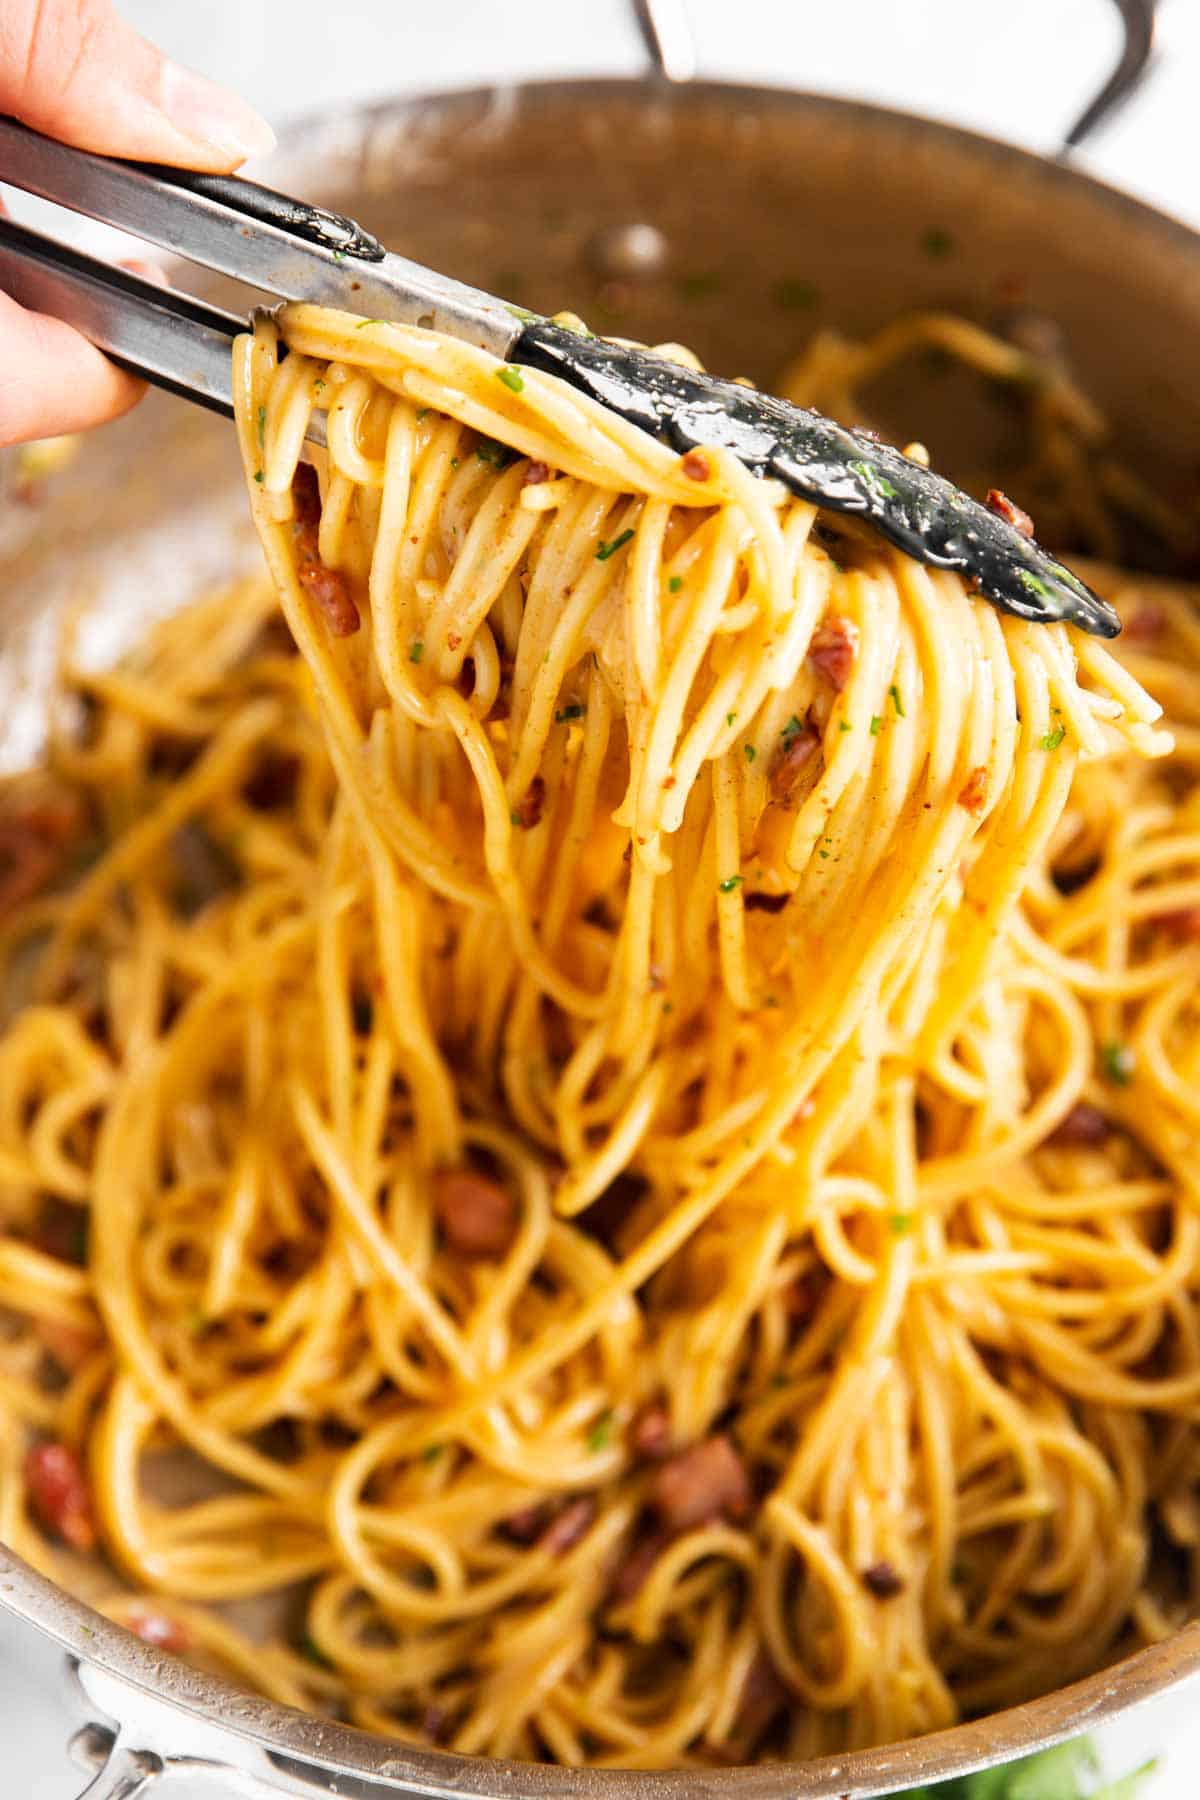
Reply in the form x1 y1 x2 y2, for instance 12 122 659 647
0 0 275 445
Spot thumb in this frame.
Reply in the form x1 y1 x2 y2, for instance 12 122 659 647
0 0 275 172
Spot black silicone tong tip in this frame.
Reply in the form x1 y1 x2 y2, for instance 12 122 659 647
512 321 1120 640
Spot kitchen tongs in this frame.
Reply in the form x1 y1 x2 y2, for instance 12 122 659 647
0 114 1119 637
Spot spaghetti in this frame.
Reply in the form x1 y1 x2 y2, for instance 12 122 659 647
0 306 1195 1766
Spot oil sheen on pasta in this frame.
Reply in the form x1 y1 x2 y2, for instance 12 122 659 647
0 304 1196 1767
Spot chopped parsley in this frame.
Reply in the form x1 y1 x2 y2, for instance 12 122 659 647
554 702 586 724
870 714 882 736
781 714 805 748
1040 723 1066 751
496 366 525 394
726 712 738 727
415 407 429 421
920 227 956 260
421 1442 444 1464
668 575 684 593
889 683 906 717
773 277 819 310
475 438 511 468
313 378 326 394
889 1213 913 1235
1100 1040 1135 1086
253 469 264 485
718 875 744 893
587 1410 614 1451
256 404 266 447
408 640 424 664
838 718 852 732
849 458 899 502
596 528 635 562
744 744 758 763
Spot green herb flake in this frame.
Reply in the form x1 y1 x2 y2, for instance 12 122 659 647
496 366 525 394
331 248 347 264
781 714 804 747
889 1213 913 1235
554 702 586 724
256 404 266 447
889 683 906 718
409 640 424 665
1101 1040 1136 1087
849 458 900 502
449 456 460 469
838 718 853 732
744 744 758 763
677 271 722 301
503 302 538 323
421 1442 444 1464
476 438 511 468
726 711 738 727
253 469 264 485
773 277 819 311
1040 723 1066 751
870 715 882 736
299 1633 333 1669
415 407 429 421
313 378 326 394
920 227 956 260
509 809 523 827
587 1410 615 1451
596 528 635 562
668 575 684 593
718 875 744 894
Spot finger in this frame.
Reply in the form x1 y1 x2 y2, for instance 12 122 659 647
0 0 275 171
0 290 143 446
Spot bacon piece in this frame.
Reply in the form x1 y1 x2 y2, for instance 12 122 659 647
681 448 712 483
541 1495 596 1555
25 1441 95 1550
292 462 322 530
1049 1102 1110 1148
957 766 989 815
984 489 1035 539
512 775 545 830
433 1167 518 1259
1156 907 1200 942
501 1502 550 1544
629 1400 672 1462
0 781 84 917
297 560 360 637
125 1609 190 1654
771 728 820 802
650 1434 750 1532
808 616 859 690
523 460 551 487
611 1528 669 1601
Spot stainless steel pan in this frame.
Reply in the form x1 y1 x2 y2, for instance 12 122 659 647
1 6 1198 1794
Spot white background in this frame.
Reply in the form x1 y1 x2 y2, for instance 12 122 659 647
4 0 1200 1793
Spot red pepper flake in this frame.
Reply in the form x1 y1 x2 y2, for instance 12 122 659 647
25 1441 95 1550
984 489 1035 539
297 562 360 637
125 1609 190 1654
681 448 712 483
1048 1102 1110 1148
809 616 859 690
523 460 551 486
957 766 989 815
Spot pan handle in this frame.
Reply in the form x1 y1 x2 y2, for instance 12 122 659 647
629 0 1159 154
70 1734 162 1800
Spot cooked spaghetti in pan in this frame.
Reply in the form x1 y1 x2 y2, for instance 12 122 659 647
0 302 1196 1766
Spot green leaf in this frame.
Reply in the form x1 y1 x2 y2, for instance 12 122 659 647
596 528 636 562
718 875 744 894
495 366 525 394
1040 723 1066 751
870 714 882 736
668 575 684 593
408 640 424 665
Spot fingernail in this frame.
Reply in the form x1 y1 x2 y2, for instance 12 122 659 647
161 60 276 165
